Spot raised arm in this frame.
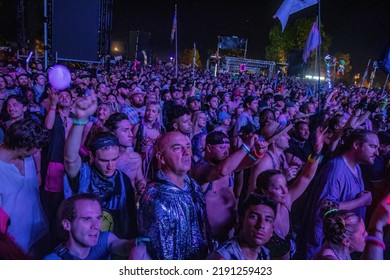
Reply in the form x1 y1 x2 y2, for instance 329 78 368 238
191 134 259 184
44 88 59 129
362 194 390 260
288 126 327 204
64 93 98 178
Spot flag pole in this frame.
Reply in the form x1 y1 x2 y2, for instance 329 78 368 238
192 42 196 81
175 4 178 79
361 59 371 87
317 1 322 112
215 36 220 77
244 39 248 59
368 62 378 89
382 74 389 95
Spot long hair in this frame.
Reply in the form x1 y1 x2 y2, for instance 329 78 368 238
142 102 164 132
191 110 207 134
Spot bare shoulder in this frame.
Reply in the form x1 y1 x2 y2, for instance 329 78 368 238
206 251 225 260
190 160 211 179
126 151 142 160
252 153 272 173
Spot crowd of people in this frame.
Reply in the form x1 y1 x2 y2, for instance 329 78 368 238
0 54 390 260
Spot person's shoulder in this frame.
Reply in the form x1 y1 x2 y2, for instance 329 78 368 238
322 156 345 171
191 159 210 175
124 150 142 160
43 253 61 260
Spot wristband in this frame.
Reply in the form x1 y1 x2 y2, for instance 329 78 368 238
253 150 266 159
241 144 257 161
365 236 385 249
241 143 251 153
72 118 89 126
308 153 323 163
49 106 56 111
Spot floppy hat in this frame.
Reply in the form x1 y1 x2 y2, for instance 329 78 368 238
261 120 293 143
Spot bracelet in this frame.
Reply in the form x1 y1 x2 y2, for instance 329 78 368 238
49 106 56 111
365 236 386 249
247 152 258 161
241 143 251 153
253 150 266 159
308 153 323 163
72 118 89 126
241 144 257 161
135 237 150 246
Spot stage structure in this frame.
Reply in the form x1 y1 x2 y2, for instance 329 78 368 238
44 0 112 66
126 31 151 62
207 56 277 79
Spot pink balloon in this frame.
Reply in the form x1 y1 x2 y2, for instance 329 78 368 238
48 65 71 90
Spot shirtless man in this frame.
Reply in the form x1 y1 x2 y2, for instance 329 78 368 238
248 121 298 194
190 131 267 243
104 113 146 196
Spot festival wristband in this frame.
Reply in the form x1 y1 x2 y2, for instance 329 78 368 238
308 153 323 163
241 144 257 161
72 118 89 126
253 150 266 159
365 236 386 249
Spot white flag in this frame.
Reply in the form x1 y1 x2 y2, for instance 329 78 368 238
274 0 318 31
303 20 321 62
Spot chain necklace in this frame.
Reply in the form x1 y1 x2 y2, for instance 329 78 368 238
329 244 351 260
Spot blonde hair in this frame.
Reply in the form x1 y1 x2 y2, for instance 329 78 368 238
320 199 361 246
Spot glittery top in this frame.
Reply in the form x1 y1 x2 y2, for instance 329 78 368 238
138 170 211 260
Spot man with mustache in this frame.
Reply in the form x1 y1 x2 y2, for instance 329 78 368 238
297 129 379 259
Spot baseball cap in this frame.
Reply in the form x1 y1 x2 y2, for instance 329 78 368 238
218 111 231 122
206 131 230 145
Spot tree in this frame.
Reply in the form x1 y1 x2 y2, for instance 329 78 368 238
265 18 331 63
179 48 203 68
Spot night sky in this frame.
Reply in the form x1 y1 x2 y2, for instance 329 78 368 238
112 0 390 78
1 0 389 81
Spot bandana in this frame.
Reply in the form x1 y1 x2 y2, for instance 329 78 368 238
89 135 119 154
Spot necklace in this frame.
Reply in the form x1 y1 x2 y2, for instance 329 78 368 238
329 245 350 260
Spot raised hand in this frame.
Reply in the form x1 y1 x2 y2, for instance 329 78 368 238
314 126 328 154
253 137 269 158
369 193 390 229
73 92 98 121
284 166 298 181
48 87 60 104
242 134 259 150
